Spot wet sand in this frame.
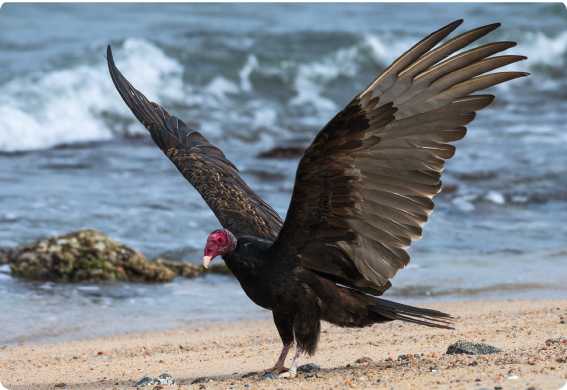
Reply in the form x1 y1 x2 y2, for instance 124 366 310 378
1 299 566 390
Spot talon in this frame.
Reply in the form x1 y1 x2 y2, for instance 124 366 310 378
279 370 297 379
263 366 289 375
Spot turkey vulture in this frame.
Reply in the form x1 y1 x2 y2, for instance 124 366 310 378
107 20 527 377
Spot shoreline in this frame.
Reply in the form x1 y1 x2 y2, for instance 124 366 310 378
1 299 566 390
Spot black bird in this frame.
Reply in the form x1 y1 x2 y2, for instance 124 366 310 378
107 20 527 377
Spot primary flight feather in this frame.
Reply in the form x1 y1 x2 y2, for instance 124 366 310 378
107 19 527 377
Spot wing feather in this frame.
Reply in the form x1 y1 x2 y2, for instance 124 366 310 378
107 46 283 240
269 21 527 294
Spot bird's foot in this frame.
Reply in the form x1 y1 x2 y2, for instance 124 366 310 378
279 369 297 379
262 366 289 375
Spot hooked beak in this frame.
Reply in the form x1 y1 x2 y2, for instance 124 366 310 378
202 255 212 268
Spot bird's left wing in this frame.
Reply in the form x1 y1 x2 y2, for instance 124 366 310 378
107 46 283 240
269 21 528 296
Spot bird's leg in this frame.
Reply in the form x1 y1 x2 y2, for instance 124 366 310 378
263 342 293 374
279 346 302 379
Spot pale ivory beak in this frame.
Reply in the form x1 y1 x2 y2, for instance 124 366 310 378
202 255 212 268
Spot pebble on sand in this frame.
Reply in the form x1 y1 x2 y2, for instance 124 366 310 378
355 357 373 363
297 363 320 373
191 377 215 384
135 374 175 387
254 373 279 382
446 340 502 355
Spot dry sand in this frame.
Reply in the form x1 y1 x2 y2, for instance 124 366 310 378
1 299 566 390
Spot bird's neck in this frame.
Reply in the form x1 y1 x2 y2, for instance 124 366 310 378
221 237 272 280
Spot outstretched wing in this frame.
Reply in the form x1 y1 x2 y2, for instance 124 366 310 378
107 46 283 240
270 20 528 295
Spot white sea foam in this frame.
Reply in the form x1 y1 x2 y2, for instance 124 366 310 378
485 191 505 205
0 39 183 152
507 30 567 72
1 29 563 153
205 76 240 100
239 54 259 92
290 47 359 112
452 194 478 212
366 29 567 75
364 33 416 67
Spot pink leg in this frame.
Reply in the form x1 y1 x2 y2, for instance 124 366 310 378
274 342 293 368
263 343 293 374
279 346 302 379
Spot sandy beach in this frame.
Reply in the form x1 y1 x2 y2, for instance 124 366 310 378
1 299 566 390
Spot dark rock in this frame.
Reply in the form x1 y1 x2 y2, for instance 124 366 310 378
191 377 215 384
172 261 231 278
560 320 565 324
254 373 279 382
5 230 231 283
355 357 373 363
257 145 306 159
429 366 438 372
468 360 479 366
6 230 176 283
441 184 459 194
545 337 566 343
446 340 501 355
457 171 498 181
495 385 503 390
298 363 320 373
0 249 8 265
54 384 67 388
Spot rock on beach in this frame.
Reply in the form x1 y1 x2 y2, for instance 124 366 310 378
446 340 502 355
4 229 229 283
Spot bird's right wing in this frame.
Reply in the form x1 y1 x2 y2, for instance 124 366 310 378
107 46 283 240
269 20 528 296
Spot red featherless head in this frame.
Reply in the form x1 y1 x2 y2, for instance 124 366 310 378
202 228 237 268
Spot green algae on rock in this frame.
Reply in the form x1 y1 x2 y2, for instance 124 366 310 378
5 230 229 283
0 249 7 265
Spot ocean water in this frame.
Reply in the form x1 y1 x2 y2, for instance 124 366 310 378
0 3 566 346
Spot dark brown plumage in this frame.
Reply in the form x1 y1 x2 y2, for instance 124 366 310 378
107 20 527 377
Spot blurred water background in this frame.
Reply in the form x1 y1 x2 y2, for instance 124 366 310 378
0 3 566 346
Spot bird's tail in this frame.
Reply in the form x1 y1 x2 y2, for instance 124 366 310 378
369 297 454 329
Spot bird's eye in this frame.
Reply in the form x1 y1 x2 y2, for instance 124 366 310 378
217 237 223 243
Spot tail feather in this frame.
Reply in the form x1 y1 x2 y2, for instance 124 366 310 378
369 297 454 329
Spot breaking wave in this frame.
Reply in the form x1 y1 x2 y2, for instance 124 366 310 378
0 29 565 152
0 39 184 152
